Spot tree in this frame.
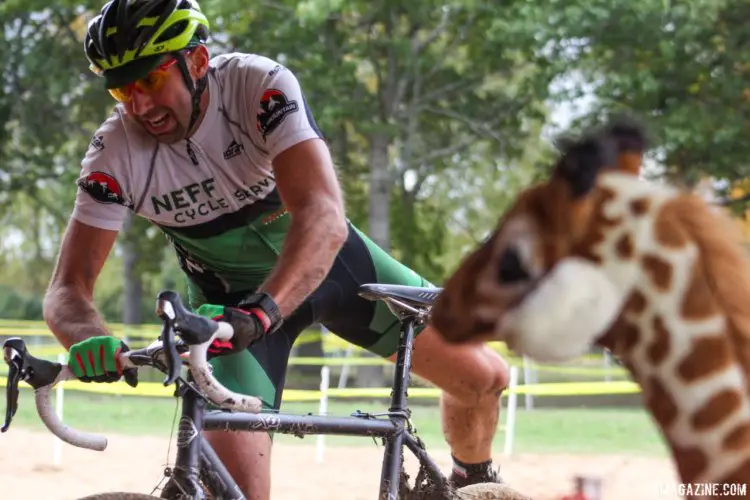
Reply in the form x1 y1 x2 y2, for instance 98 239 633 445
207 0 552 256
0 2 172 323
528 0 750 186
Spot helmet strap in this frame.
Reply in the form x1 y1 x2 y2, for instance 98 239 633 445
174 51 208 137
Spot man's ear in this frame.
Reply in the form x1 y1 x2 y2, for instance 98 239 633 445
189 45 210 79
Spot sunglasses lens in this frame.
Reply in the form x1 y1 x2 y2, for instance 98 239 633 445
108 87 132 103
107 57 177 102
139 71 168 92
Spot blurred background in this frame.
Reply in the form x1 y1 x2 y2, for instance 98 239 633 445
1 0 750 498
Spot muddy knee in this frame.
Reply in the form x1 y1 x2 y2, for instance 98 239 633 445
444 352 510 407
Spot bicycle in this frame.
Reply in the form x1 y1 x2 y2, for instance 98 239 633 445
1 284 530 500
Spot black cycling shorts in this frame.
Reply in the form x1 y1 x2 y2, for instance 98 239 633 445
200 222 433 411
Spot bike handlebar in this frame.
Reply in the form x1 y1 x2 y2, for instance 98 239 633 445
1 290 264 452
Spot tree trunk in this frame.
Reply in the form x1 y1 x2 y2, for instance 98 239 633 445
355 133 392 389
368 132 392 252
29 203 45 293
121 212 143 325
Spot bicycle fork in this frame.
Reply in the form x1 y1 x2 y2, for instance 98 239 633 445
166 379 245 500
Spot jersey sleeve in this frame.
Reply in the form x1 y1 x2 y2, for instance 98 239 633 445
71 112 135 232
247 58 324 159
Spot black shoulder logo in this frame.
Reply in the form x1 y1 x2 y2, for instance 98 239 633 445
77 171 132 207
256 89 299 141
89 135 105 151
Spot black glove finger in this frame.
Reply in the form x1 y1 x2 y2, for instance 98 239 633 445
116 340 138 386
123 368 139 388
90 373 120 383
119 340 131 353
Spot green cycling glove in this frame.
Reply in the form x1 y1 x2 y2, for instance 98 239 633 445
68 336 138 387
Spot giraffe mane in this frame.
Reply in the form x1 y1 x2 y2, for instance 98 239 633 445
666 194 750 388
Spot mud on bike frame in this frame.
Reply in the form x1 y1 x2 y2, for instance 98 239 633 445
1 284 454 500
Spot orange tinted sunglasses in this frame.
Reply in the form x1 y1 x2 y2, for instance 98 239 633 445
108 54 186 103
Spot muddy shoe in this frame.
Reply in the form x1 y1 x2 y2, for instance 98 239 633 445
449 460 503 489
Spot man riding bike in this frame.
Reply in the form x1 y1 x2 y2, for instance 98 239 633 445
42 0 511 498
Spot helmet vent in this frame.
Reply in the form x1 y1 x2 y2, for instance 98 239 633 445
154 20 188 44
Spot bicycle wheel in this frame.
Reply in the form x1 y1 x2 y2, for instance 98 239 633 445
454 483 533 499
76 494 161 500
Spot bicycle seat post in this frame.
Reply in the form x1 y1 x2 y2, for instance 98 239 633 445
389 316 417 415
378 313 419 498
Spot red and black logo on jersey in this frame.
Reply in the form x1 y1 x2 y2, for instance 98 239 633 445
256 89 299 141
78 171 130 207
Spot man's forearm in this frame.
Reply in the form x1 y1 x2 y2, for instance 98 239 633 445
43 285 110 349
257 206 347 318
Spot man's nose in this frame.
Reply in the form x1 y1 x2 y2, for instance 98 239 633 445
129 88 155 117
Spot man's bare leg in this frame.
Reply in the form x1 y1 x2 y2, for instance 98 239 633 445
203 430 272 500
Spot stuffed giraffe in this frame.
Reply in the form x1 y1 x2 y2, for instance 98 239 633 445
430 118 750 496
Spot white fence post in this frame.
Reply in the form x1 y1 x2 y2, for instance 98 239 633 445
316 365 330 464
503 365 519 458
603 350 612 382
522 356 534 410
337 345 354 389
53 353 65 468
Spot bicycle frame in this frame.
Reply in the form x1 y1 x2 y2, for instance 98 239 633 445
166 314 447 500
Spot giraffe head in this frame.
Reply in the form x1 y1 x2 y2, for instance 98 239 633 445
433 117 750 485
431 117 649 363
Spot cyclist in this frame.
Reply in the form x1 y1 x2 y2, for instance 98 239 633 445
43 0 511 497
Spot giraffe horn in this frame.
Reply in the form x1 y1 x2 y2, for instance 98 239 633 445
605 116 649 176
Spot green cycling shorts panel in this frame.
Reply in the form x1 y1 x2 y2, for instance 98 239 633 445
195 221 435 411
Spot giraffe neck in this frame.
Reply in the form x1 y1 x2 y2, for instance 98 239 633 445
592 172 750 484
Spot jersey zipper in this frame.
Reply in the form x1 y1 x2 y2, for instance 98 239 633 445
185 138 199 165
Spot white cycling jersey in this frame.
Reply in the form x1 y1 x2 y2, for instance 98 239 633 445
71 52 324 300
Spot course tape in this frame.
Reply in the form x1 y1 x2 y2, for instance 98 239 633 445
0 319 605 357
0 330 611 365
0 320 622 375
0 376 640 401
0 348 629 378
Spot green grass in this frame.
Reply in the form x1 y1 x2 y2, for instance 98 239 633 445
6 389 670 457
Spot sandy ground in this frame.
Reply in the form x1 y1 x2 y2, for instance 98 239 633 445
0 428 683 500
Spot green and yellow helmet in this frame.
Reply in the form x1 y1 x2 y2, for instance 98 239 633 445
85 0 210 89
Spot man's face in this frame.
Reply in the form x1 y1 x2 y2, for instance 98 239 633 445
122 47 208 144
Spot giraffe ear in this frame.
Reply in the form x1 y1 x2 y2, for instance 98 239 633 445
553 133 618 199
605 116 649 176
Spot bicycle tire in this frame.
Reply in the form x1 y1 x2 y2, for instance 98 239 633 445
76 494 161 500
453 483 533 500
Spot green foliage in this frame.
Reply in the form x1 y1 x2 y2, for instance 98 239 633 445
389 191 447 284
0 285 43 320
532 0 750 185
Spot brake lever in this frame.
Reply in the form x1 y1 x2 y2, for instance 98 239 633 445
156 290 221 343
2 350 22 433
156 315 182 387
2 337 63 432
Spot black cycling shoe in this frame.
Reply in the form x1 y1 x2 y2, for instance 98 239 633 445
449 461 504 489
